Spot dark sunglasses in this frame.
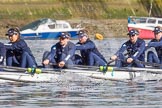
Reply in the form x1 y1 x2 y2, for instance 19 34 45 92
129 34 135 37
60 37 68 40
154 32 160 35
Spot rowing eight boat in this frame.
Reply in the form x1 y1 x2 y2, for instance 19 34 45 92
0 66 162 82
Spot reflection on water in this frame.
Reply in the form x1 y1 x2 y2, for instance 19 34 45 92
0 39 161 107
0 80 162 107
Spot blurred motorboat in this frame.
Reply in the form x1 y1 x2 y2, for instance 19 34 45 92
20 18 84 39
128 16 162 39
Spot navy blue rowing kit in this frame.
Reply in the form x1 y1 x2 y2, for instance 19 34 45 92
76 39 107 66
147 37 162 64
5 39 37 68
45 41 76 68
0 42 5 65
115 38 145 67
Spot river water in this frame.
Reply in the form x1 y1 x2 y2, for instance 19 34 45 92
0 38 162 108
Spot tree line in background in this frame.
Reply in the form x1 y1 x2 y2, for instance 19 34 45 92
0 0 161 20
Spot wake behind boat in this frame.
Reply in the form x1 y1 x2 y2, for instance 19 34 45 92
20 18 84 40
127 16 162 39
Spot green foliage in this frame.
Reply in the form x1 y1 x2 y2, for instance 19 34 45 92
0 0 161 20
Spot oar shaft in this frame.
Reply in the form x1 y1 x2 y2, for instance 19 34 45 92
1 62 162 75
0 65 27 71
135 60 162 67
105 66 162 74
107 60 115 65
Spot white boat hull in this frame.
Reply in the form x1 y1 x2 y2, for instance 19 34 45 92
61 69 141 81
0 68 161 82
0 72 59 82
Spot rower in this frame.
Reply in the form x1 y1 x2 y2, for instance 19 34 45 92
110 29 145 67
146 26 162 67
0 42 5 65
5 27 37 68
42 32 76 68
75 30 107 66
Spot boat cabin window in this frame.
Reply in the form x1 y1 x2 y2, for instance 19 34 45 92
20 20 41 31
55 24 63 29
48 24 55 29
139 18 147 23
148 19 156 24
63 24 69 28
158 20 162 24
55 24 69 29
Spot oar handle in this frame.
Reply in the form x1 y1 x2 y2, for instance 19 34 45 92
107 60 115 65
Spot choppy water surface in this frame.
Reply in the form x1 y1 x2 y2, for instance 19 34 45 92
0 38 162 108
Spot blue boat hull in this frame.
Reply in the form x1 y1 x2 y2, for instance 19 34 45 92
20 31 78 40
